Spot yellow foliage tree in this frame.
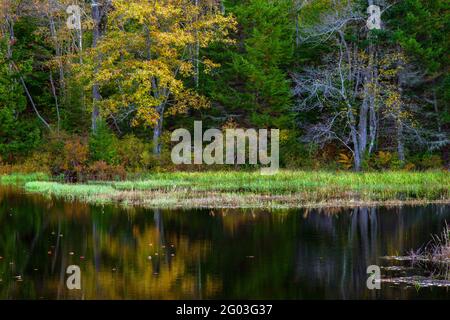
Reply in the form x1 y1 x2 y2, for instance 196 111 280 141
75 0 236 154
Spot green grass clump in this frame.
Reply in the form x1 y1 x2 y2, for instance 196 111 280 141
25 181 117 201
0 172 50 184
112 171 449 200
19 170 450 208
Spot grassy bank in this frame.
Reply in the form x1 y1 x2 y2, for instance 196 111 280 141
17 171 450 209
0 172 50 184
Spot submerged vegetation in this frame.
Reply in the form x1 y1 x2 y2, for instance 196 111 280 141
17 171 450 208
382 223 450 287
411 223 450 266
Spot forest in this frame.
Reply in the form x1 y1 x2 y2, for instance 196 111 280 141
1 1 450 302
0 0 449 180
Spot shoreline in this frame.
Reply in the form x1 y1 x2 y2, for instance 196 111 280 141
1 171 448 209
78 191 450 209
92 189 450 209
8 184 450 210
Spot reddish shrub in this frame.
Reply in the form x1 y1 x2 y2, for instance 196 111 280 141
87 161 126 181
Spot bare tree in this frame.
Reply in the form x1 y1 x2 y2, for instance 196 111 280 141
293 0 368 170
294 0 448 170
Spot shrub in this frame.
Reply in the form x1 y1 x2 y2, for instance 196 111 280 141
408 153 444 170
41 131 69 174
116 134 148 170
365 151 402 171
280 132 319 169
337 153 353 170
403 162 416 171
87 161 126 181
61 137 89 182
140 149 153 169
1 132 86 180
89 121 118 165
374 151 393 169
420 154 443 170
22 151 52 173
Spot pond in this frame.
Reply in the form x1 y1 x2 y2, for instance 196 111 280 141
0 185 449 300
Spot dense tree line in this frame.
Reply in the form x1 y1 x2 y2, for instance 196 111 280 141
0 0 448 175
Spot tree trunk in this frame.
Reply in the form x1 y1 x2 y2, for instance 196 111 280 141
368 60 378 155
368 100 377 154
397 120 405 163
153 108 164 155
194 0 200 88
358 97 369 157
294 0 304 48
48 7 65 92
354 151 362 172
348 109 362 171
396 45 405 164
91 0 102 132
359 39 376 159
360 1 378 165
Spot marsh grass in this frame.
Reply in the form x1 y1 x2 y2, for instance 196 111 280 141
114 171 449 196
18 170 450 208
25 181 116 200
0 172 49 184
412 223 450 263
408 223 450 280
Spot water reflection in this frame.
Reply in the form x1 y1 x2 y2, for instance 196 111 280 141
0 186 449 299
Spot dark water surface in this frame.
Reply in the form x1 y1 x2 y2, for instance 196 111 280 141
0 185 449 300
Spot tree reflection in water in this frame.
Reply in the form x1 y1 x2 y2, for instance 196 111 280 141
0 185 449 299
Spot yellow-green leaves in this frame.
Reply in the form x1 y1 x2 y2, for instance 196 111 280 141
76 0 236 128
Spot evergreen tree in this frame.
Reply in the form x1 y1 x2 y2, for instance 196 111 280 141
203 0 295 128
0 40 40 161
